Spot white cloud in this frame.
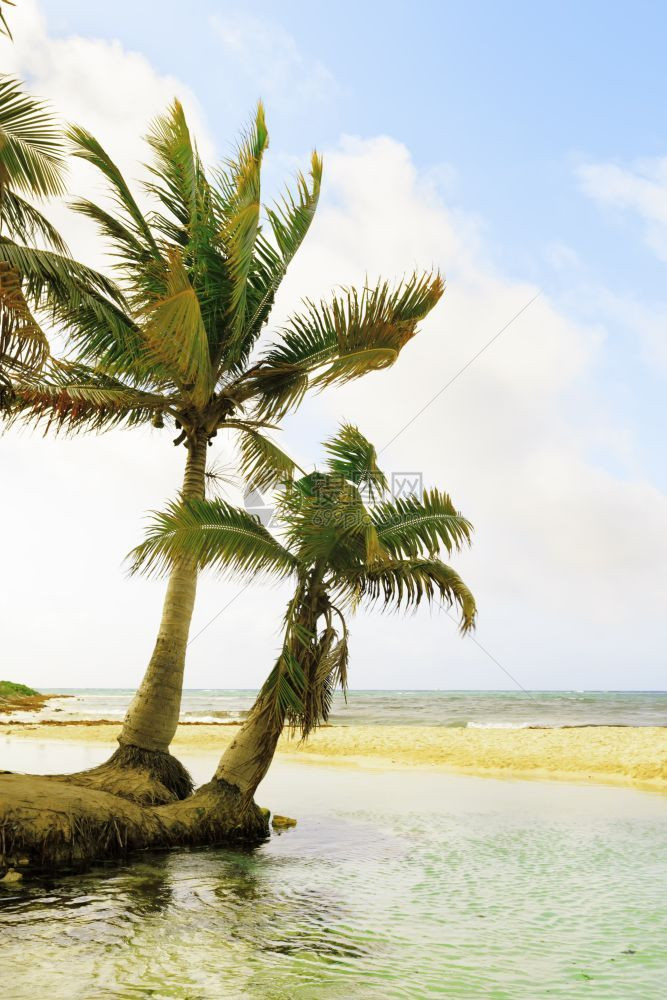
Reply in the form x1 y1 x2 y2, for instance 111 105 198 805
577 157 667 261
274 137 667 687
0 0 213 269
1 5 665 691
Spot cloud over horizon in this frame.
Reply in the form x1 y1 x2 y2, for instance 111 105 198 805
2 2 666 692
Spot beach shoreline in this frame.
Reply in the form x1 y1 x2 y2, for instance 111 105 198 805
2 721 666 793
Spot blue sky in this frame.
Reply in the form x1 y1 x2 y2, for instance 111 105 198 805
37 0 667 285
3 1 666 689
37 0 667 485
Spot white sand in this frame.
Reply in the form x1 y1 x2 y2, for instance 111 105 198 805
2 721 666 791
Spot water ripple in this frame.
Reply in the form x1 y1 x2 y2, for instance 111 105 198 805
2 803 666 997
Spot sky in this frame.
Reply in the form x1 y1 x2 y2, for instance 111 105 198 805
1 0 666 691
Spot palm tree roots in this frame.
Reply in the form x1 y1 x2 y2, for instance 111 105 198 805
60 744 195 805
0 773 268 874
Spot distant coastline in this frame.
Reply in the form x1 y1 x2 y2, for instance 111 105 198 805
3 687 666 729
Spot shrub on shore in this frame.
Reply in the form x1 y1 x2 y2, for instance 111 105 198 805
0 681 39 699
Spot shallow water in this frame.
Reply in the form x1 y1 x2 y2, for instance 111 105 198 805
2 743 667 998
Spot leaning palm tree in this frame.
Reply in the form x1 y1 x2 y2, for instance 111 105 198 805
14 100 444 796
132 424 476 801
0 425 475 871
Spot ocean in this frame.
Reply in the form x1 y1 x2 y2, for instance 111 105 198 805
10 687 667 728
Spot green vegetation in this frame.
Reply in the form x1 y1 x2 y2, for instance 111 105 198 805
134 424 476 797
0 14 473 866
0 680 39 698
0 426 475 869
0 70 124 411
11 99 443 794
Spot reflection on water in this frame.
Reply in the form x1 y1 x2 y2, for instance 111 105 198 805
1 748 667 998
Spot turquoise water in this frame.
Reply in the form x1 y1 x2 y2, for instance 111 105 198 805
25 688 667 727
1 742 666 998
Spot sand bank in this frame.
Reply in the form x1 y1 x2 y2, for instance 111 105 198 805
2 721 666 791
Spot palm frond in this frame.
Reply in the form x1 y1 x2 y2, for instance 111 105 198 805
138 248 213 406
11 360 168 433
0 238 122 308
0 189 68 252
68 124 159 254
143 103 229 348
258 602 349 740
0 237 146 384
70 196 154 272
280 472 385 570
372 489 473 558
0 258 48 372
233 425 301 493
324 422 387 496
339 557 477 631
238 151 322 358
130 497 298 580
143 99 200 233
58 290 150 383
243 272 443 419
258 616 318 737
0 2 13 39
0 76 65 198
309 629 349 726
260 646 308 726
230 365 310 422
215 101 269 362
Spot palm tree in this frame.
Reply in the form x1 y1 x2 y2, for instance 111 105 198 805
0 72 73 403
0 425 474 869
13 101 444 795
132 424 476 801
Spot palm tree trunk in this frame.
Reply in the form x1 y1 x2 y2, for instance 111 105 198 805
214 699 285 798
118 429 208 755
213 582 324 798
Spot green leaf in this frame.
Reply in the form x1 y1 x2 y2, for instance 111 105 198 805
233 425 301 493
216 102 269 362
239 151 322 355
138 248 213 407
68 124 159 255
0 189 68 252
144 99 200 233
0 76 65 199
11 360 168 433
244 272 444 419
0 2 14 40
373 489 473 558
339 558 477 631
0 238 122 310
130 497 298 580
323 422 387 496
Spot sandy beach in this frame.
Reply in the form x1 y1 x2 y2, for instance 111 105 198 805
2 720 666 791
